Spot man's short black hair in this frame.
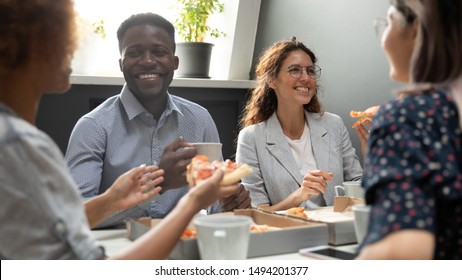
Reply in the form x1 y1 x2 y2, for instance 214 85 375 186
116 13 176 53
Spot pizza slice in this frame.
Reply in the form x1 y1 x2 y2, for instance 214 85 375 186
180 228 197 239
350 105 379 128
285 207 308 219
186 155 253 187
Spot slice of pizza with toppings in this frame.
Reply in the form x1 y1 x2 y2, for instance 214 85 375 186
350 105 380 128
285 207 308 219
186 155 252 187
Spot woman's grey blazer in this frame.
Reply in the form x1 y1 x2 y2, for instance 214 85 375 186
236 111 363 207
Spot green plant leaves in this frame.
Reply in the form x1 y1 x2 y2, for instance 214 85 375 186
173 0 226 42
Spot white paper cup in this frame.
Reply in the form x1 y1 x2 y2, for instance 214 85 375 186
352 204 371 244
334 181 365 199
194 215 252 260
192 142 222 161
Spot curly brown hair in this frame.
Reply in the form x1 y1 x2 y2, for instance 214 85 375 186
239 37 323 129
0 0 77 75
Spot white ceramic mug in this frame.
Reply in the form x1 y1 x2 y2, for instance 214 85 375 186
352 204 371 244
192 142 222 161
193 215 252 260
334 181 365 199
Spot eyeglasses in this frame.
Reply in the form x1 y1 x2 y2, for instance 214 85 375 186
373 18 388 40
287 65 321 79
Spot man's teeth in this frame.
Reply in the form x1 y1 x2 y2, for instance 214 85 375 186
294 87 309 92
139 73 159 79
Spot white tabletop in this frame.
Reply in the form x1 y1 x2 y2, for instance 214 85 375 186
91 229 132 257
91 228 358 260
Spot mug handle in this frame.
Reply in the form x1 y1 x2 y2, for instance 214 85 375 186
334 185 344 197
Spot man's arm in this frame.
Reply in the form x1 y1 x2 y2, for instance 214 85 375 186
65 117 105 198
66 117 152 228
356 229 434 259
112 169 241 260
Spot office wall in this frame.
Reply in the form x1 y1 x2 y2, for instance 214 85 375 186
37 0 403 165
252 0 403 163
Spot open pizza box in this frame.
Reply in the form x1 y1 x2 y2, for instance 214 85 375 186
304 196 365 245
126 216 198 260
333 196 365 212
126 208 328 259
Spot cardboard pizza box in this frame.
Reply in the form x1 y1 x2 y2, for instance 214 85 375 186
304 197 365 245
126 209 328 259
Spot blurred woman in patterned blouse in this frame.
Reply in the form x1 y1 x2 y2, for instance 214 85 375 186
357 0 462 259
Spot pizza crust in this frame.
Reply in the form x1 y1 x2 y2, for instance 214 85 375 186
219 164 253 185
186 155 252 187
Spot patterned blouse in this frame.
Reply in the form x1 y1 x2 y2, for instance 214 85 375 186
361 89 462 259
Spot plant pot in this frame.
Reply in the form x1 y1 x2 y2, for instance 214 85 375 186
175 42 214 79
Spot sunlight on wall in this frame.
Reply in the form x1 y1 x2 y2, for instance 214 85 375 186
72 0 232 78
73 0 260 80
73 0 174 76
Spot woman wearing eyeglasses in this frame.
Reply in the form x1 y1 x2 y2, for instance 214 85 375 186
357 0 462 259
354 7 417 158
236 38 362 211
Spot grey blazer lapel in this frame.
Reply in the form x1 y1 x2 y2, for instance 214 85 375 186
265 113 303 185
306 112 329 171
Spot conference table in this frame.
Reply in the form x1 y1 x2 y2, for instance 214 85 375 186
91 228 358 260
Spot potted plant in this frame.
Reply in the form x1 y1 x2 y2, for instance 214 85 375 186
172 0 226 78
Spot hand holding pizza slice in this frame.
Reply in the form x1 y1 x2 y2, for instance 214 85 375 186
186 155 253 187
350 105 380 128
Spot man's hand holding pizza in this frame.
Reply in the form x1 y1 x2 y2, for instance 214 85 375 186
158 138 197 192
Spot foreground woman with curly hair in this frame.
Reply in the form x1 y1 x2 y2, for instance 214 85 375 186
0 0 240 259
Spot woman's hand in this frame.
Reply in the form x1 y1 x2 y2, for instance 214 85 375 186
185 168 241 213
85 165 164 228
116 168 240 260
297 169 334 203
355 119 371 160
106 165 164 212
253 170 333 212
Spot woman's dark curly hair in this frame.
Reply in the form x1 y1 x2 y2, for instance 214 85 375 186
0 0 77 75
